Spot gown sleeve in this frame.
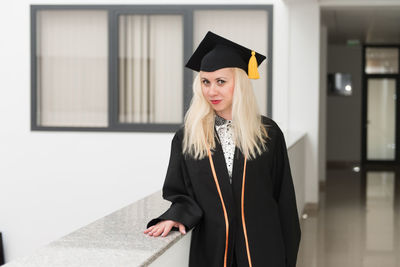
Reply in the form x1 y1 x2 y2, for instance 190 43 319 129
273 127 302 267
146 131 203 232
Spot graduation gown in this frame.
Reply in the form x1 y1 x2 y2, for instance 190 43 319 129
146 115 301 267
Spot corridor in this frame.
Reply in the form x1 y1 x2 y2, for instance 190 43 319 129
298 165 400 267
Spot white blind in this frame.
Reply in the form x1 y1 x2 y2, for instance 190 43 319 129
36 10 108 127
118 15 183 124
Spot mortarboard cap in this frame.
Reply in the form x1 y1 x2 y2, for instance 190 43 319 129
185 31 266 79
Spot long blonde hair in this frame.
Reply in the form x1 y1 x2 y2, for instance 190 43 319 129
182 67 270 160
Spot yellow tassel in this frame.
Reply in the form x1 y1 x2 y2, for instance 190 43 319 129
248 51 260 79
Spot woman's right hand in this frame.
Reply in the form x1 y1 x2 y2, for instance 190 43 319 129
143 220 186 237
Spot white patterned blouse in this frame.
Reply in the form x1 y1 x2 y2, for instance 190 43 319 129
214 114 235 184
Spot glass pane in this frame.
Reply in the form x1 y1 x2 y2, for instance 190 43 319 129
367 79 396 160
118 15 183 124
193 10 268 115
36 10 108 127
365 48 398 74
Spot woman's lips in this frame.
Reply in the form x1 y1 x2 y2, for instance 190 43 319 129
211 100 222 104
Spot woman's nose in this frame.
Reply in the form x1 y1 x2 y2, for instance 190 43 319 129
208 83 218 95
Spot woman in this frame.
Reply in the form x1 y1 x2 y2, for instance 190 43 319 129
144 31 301 267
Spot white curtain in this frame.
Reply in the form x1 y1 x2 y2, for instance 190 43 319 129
118 15 183 124
36 10 108 127
193 10 269 116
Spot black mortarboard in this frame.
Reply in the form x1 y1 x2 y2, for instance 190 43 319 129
185 31 266 79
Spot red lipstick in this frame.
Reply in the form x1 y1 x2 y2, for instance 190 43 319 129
211 100 222 104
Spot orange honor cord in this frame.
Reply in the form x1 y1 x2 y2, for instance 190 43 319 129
206 145 229 267
205 136 252 267
241 155 252 267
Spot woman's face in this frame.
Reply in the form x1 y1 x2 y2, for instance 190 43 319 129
200 67 235 119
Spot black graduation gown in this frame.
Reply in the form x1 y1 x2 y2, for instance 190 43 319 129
146 115 301 267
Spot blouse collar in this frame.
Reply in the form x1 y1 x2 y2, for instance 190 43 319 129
214 113 233 130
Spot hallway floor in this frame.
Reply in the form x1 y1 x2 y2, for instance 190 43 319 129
297 165 400 267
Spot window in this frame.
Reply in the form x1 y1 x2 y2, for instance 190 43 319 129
365 47 399 74
31 5 273 132
118 14 183 124
35 10 108 127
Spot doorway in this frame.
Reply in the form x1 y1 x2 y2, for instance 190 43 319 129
362 45 400 165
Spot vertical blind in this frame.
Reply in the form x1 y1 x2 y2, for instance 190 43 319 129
36 10 108 127
118 15 183 124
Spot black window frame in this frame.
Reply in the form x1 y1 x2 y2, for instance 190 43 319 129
31 4 273 132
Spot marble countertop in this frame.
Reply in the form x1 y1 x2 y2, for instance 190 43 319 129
3 191 183 267
3 131 306 267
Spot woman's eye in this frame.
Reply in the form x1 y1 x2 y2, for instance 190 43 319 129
217 80 226 85
202 80 210 85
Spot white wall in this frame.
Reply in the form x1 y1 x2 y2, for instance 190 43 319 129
0 0 321 262
271 1 290 130
149 232 192 267
287 1 320 203
288 135 307 218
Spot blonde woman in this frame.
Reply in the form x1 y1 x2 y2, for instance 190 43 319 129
144 31 301 267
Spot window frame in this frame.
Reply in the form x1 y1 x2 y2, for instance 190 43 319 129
31 4 273 132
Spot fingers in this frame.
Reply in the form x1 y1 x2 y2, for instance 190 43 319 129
145 225 161 236
144 224 161 236
143 221 186 238
162 224 173 237
143 225 155 234
143 222 167 237
178 223 186 235
152 225 165 237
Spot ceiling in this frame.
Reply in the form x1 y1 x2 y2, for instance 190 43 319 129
321 6 400 44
